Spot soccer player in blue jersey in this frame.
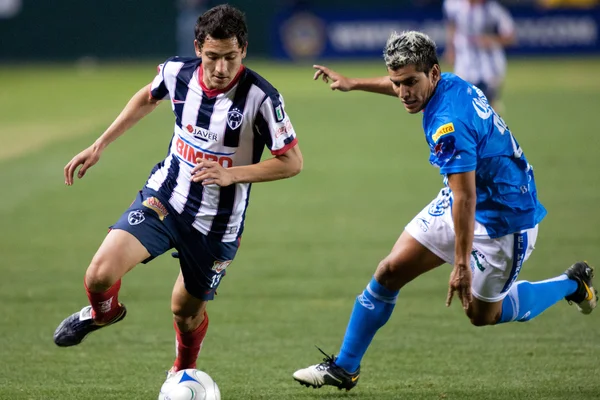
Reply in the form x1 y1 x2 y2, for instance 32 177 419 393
292 31 596 391
53 4 303 379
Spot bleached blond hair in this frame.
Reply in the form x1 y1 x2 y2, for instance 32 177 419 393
383 31 439 73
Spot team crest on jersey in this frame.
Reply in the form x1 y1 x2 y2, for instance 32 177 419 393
226 108 244 130
212 260 232 273
142 197 169 221
128 210 145 225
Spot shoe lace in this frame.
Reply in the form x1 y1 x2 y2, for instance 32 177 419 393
315 345 336 371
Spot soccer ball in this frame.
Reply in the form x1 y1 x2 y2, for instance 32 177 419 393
158 369 221 400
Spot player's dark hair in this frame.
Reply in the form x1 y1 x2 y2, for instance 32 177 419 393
195 4 248 49
384 31 439 74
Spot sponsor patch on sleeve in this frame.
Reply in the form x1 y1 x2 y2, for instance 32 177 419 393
274 104 285 122
432 122 455 142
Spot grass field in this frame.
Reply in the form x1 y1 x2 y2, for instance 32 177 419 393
1 58 599 400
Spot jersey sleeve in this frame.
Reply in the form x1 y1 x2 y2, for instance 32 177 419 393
430 118 477 175
254 93 298 155
150 60 171 100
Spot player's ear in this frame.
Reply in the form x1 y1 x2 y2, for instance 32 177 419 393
431 64 441 84
194 39 202 57
241 43 248 59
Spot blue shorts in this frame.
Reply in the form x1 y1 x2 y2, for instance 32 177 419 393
111 189 239 301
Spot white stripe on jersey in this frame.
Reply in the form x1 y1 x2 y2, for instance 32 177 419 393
444 0 514 85
146 58 298 242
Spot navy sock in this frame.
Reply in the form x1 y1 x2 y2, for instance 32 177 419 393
335 277 399 372
498 274 578 323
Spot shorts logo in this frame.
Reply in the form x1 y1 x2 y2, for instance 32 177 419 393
212 260 232 273
432 122 455 142
428 188 452 216
128 210 145 225
357 292 374 310
226 108 244 130
428 200 447 216
142 197 169 221
417 217 430 232
471 249 486 272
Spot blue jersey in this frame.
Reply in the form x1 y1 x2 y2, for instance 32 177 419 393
423 73 546 238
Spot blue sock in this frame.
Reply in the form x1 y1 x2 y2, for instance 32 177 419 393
335 277 399 373
498 274 578 323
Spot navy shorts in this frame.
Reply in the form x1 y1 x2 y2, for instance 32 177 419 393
111 189 239 300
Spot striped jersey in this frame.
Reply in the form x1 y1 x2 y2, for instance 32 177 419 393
443 0 515 86
145 57 298 242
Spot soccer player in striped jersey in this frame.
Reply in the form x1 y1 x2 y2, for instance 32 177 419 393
292 31 596 391
443 0 516 110
53 4 303 377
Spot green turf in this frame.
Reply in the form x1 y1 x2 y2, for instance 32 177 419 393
1 58 599 399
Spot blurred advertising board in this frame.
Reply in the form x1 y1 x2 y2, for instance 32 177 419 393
272 7 600 59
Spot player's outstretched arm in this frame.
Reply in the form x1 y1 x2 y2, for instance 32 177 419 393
313 65 397 97
446 171 476 309
191 145 303 186
64 83 161 185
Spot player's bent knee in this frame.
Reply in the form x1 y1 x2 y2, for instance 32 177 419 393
467 310 501 327
172 304 206 332
171 302 205 321
85 256 120 292
375 258 408 290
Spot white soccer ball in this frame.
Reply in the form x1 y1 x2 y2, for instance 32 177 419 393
158 369 221 400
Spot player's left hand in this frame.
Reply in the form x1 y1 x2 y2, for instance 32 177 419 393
446 263 472 310
191 158 235 186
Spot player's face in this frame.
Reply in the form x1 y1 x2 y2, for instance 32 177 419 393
195 36 247 90
388 64 441 114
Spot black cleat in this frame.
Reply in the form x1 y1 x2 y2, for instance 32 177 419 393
292 347 360 391
564 261 597 315
53 304 127 347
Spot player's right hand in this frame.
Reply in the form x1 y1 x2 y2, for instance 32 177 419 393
64 145 102 185
446 263 473 310
313 65 353 92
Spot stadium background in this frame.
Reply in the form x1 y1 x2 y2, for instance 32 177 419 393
1 0 599 399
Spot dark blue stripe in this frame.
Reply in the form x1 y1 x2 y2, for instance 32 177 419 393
151 82 168 99
237 131 267 238
156 156 181 203
150 59 172 99
147 160 164 179
196 92 216 129
501 232 528 293
208 185 236 241
180 92 217 226
237 184 252 239
253 108 273 150
246 68 280 98
173 61 199 127
223 69 253 148
283 135 295 146
252 125 266 164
